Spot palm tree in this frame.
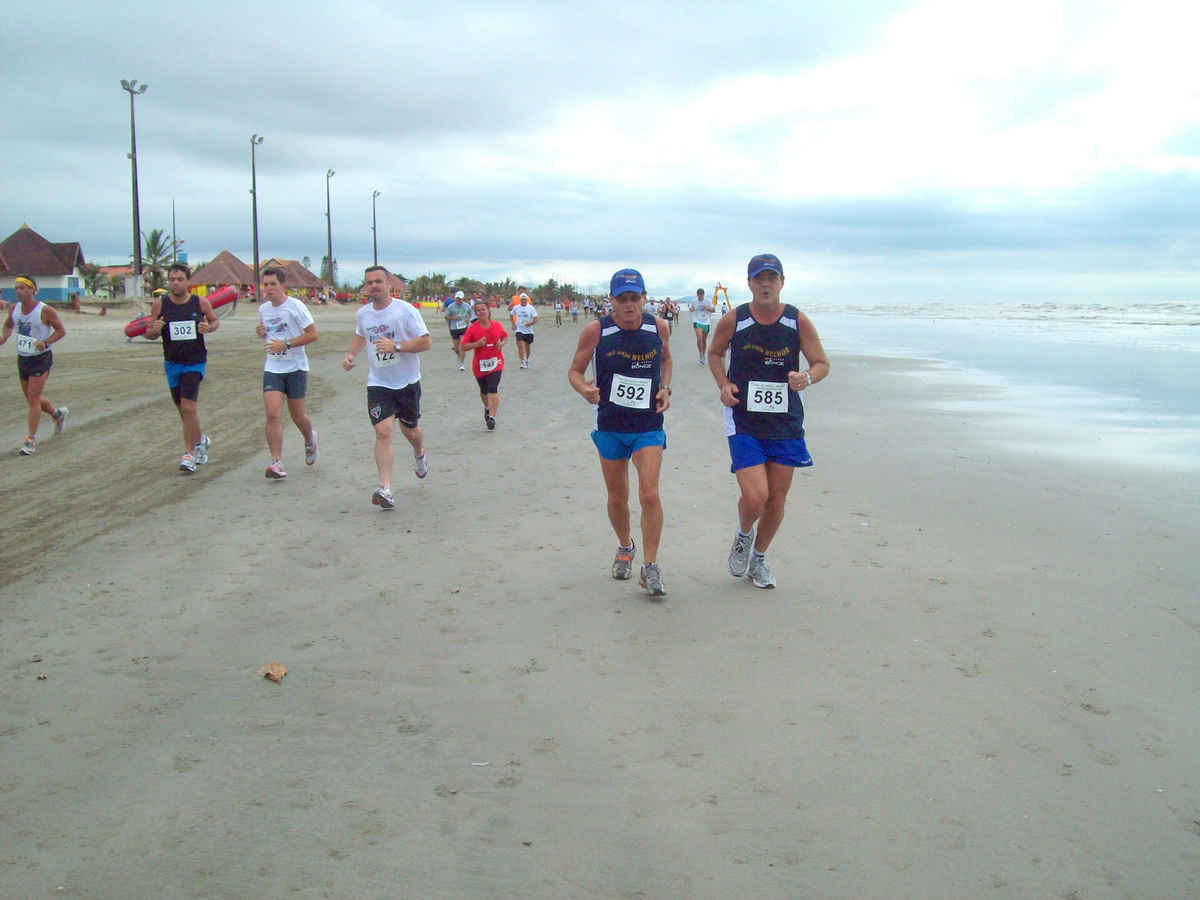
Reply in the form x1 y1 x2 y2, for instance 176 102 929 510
79 262 106 296
486 278 517 297
138 228 173 292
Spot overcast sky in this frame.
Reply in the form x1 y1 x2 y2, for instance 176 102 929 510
2 0 1196 303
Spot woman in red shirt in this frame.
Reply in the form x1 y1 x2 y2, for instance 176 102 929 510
460 299 508 430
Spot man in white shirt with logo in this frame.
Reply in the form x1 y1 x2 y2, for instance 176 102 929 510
342 266 432 509
255 268 319 479
513 292 539 369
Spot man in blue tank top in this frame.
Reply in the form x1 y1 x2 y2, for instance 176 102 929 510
707 254 830 589
568 268 673 597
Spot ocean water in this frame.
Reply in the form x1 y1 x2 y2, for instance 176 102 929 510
809 302 1200 471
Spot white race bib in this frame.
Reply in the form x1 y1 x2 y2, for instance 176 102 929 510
267 344 292 359
478 356 498 373
610 374 652 409
16 334 37 354
746 380 787 413
169 319 197 341
373 349 400 367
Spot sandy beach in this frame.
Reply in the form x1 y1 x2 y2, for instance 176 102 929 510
2 304 1198 899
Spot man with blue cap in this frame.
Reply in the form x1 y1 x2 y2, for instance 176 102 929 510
567 268 673 598
707 253 830 589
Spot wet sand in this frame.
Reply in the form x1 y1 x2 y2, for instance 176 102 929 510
2 304 1198 898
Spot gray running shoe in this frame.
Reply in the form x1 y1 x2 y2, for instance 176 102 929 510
485 415 496 431
414 451 428 479
612 542 636 580
194 434 210 465
748 555 777 589
179 453 196 474
372 486 395 509
728 530 754 577
53 407 68 434
639 563 666 597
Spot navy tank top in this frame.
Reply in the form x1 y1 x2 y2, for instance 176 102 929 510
593 313 664 433
160 294 208 365
725 303 805 440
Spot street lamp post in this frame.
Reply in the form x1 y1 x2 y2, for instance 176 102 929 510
120 78 148 296
251 134 264 297
325 169 335 291
372 190 381 266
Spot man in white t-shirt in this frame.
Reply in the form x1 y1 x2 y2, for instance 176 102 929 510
342 266 432 509
513 292 538 369
690 287 714 364
255 268 319 480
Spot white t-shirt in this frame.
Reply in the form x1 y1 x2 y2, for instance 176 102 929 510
355 298 429 389
691 297 714 326
259 297 315 373
513 304 538 334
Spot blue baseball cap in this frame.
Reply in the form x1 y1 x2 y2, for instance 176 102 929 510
610 268 646 297
748 254 784 278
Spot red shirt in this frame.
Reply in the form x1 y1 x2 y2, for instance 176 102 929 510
463 320 507 378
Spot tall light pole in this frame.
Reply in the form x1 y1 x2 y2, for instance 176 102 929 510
120 79 148 296
325 169 335 290
371 190 381 266
250 134 264 297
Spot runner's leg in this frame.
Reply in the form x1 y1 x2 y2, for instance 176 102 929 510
287 396 313 445
598 455 633 547
751 462 796 553
373 416 395 489
264 389 285 460
630 444 664 563
20 373 52 437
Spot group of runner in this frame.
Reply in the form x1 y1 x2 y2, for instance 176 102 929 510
567 254 829 597
5 253 828 602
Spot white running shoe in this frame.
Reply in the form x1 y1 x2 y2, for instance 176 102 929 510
748 555 777 589
265 460 287 479
20 436 36 456
612 542 636 580
372 486 395 509
305 429 319 466
53 407 68 434
179 453 196 474
728 530 754 577
639 563 666 597
194 434 210 465
459 364 465 371
414 451 428 479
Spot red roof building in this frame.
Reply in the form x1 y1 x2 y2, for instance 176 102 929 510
0 224 87 304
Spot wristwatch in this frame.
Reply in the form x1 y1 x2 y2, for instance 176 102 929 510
662 385 672 396
285 340 292 350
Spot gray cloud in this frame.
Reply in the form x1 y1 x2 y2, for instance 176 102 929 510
1 0 1195 306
